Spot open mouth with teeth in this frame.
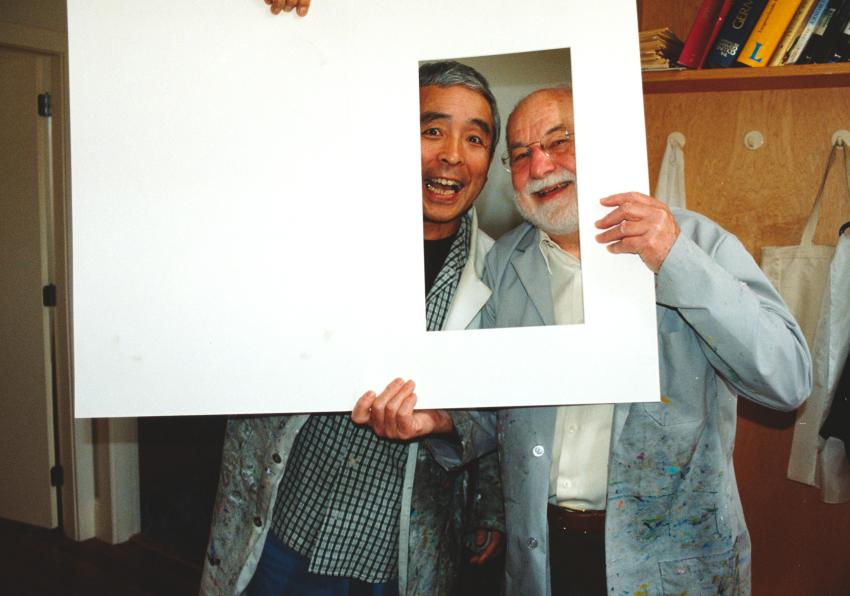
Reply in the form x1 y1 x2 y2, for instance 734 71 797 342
425 177 465 197
534 180 573 200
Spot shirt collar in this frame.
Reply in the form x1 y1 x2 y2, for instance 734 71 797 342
538 229 581 275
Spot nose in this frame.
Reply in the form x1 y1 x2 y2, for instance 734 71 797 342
528 145 556 179
438 135 464 166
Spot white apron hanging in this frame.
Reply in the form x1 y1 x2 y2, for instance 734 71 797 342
763 141 850 499
761 142 848 348
790 231 850 503
654 132 686 209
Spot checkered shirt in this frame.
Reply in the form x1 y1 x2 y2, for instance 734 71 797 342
269 213 472 582
425 213 470 331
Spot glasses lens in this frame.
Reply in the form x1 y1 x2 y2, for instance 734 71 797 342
508 148 531 166
542 130 573 155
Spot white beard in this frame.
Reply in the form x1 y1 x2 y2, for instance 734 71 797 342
514 170 579 236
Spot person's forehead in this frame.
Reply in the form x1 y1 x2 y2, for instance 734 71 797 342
419 84 492 122
510 92 573 135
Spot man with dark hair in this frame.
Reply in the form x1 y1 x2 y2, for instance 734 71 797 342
201 61 505 596
355 87 812 596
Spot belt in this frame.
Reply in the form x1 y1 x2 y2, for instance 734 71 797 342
547 504 605 536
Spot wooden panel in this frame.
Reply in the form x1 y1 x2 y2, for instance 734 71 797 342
638 0 703 41
735 402 850 594
645 85 850 595
645 86 850 257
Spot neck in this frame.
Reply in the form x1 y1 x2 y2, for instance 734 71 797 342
423 219 461 241
548 230 581 260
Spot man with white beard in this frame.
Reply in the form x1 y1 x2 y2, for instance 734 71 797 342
354 87 811 595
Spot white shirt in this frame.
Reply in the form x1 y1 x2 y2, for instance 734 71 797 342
538 231 614 511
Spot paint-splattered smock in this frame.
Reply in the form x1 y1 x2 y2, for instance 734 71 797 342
433 209 812 596
200 212 504 595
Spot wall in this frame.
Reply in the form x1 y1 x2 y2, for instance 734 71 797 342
0 0 67 33
640 2 850 593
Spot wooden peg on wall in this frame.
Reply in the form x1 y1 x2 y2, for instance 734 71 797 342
832 130 850 147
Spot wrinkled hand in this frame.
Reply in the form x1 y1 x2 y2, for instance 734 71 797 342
264 0 311 17
594 192 679 272
351 378 454 440
468 529 505 565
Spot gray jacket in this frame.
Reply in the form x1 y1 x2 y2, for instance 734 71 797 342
443 210 811 595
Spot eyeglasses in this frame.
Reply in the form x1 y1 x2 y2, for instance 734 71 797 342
501 129 575 172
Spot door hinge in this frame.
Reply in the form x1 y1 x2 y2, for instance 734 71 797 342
43 284 57 307
50 465 64 487
38 93 52 117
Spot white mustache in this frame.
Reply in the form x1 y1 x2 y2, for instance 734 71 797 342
524 170 576 195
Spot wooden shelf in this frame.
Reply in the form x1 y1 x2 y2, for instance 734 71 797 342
643 62 850 93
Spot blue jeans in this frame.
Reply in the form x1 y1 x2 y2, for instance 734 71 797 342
248 533 400 596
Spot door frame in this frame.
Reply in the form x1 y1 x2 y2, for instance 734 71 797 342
0 20 140 544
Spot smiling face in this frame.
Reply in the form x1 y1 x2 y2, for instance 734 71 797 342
420 85 494 240
507 89 578 238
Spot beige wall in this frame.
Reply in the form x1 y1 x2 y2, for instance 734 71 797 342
0 0 67 33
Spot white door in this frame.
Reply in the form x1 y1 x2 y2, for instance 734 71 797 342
0 46 58 528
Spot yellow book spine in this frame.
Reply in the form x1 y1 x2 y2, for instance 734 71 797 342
768 0 818 65
738 0 804 66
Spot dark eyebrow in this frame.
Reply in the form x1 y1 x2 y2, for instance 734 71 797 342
508 124 567 150
421 111 450 125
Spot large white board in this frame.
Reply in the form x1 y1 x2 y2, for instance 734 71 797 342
68 0 659 417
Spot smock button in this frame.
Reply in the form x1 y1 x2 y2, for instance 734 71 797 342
527 537 538 549
532 445 545 457
253 516 263 527
272 453 282 464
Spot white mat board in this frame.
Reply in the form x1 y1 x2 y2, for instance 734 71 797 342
68 0 659 417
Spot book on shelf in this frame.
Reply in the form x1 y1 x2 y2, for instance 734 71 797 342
705 0 771 67
738 0 804 67
768 0 820 64
785 0 832 62
678 0 736 68
828 4 850 60
639 28 685 70
797 0 850 63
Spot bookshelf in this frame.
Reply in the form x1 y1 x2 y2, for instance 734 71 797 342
639 0 850 93
643 62 850 93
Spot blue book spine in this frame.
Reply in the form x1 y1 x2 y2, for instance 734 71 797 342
705 0 772 67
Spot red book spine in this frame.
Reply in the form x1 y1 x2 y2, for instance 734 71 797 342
678 0 728 67
696 0 738 67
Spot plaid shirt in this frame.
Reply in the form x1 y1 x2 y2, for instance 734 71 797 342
270 213 473 582
426 214 471 331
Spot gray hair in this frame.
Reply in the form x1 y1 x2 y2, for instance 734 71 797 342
419 60 501 158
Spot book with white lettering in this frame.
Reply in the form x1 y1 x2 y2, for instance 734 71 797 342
797 0 849 63
785 0 832 62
